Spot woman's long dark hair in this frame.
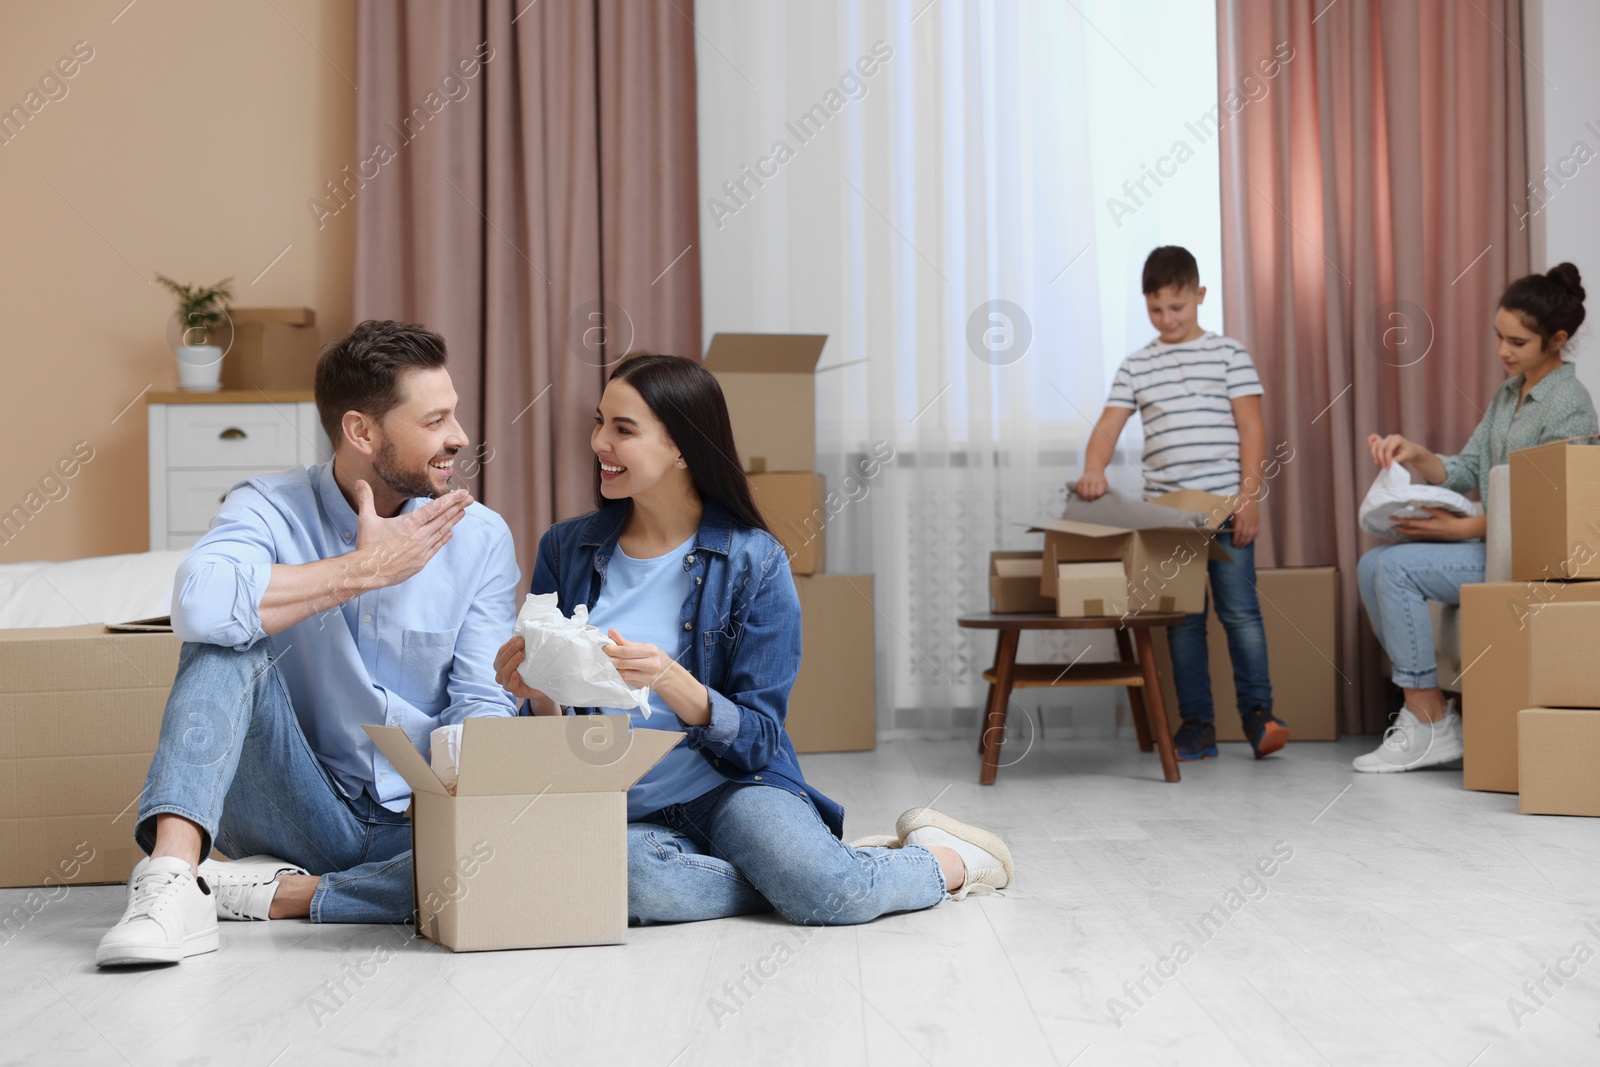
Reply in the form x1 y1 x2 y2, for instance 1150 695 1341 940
1500 262 1586 349
596 354 772 534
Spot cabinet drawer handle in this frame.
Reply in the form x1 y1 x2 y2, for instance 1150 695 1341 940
219 427 247 440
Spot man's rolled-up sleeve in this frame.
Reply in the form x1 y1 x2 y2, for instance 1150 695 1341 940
170 486 279 650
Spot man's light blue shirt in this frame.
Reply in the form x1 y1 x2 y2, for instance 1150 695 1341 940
170 461 519 811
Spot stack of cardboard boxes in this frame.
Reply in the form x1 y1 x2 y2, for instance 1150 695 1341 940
1463 441 1600 813
703 334 877 754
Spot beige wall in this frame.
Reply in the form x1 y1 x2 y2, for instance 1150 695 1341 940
0 0 355 562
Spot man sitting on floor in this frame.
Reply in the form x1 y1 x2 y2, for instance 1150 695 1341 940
97 319 518 967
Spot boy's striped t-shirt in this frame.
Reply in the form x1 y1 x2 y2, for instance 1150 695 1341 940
1105 332 1264 497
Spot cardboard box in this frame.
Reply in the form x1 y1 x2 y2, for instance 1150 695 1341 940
1054 562 1131 617
220 307 320 391
364 716 679 951
1460 580 1600 793
703 333 827 473
1151 567 1341 742
787 575 875 753
1528 602 1600 707
0 624 180 889
1030 491 1230 615
990 552 1054 613
1518 708 1600 815
749 472 826 575
1510 440 1600 580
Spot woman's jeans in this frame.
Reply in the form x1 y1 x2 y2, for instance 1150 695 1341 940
1357 540 1487 690
135 641 415 922
1166 531 1273 725
630 783 946 926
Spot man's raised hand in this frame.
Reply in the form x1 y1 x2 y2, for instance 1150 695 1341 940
352 479 472 589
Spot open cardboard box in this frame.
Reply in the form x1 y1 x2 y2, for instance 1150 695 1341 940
989 552 1054 613
1030 490 1232 615
702 333 828 474
364 715 679 951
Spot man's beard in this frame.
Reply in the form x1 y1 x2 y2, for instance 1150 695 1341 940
374 437 453 500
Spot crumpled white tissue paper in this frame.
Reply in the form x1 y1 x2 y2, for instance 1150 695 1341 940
511 592 652 716
1358 463 1481 540
429 723 463 794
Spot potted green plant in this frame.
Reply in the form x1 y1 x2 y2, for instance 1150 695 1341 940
156 274 234 391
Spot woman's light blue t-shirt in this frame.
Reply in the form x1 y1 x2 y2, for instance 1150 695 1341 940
585 533 729 819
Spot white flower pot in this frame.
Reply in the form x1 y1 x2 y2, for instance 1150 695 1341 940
176 344 224 392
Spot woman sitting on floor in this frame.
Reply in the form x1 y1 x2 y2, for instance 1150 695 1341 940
494 354 1012 924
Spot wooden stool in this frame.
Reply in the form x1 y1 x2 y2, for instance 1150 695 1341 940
957 611 1188 784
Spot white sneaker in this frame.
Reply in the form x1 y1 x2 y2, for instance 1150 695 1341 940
896 807 1013 899
198 855 308 921
96 856 219 966
1352 708 1464 773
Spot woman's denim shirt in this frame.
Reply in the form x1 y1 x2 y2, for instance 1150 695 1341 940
529 499 844 838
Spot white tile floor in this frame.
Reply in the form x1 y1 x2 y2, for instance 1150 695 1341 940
4 735 1599 1067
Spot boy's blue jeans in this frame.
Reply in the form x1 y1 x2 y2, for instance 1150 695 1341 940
1165 530 1274 726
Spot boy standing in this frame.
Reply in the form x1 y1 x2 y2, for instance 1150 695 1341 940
1075 246 1288 761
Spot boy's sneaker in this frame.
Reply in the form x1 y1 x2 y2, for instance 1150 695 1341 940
1352 707 1463 773
96 856 219 967
895 807 1013 900
198 855 307 921
1172 720 1218 761
1242 709 1290 759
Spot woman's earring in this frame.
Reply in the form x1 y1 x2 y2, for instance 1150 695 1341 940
677 459 686 468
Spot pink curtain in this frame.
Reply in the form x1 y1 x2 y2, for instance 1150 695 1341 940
352 0 701 583
1216 0 1529 733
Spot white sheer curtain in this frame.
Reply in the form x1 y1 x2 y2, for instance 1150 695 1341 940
695 0 1221 735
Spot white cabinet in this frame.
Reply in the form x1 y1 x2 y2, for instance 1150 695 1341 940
148 391 330 550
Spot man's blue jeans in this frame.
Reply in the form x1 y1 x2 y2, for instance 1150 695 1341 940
1165 530 1273 726
629 783 946 926
135 641 415 923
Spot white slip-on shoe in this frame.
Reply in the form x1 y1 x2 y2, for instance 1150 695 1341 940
198 855 309 921
96 856 219 967
1352 708 1464 773
896 807 1013 900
